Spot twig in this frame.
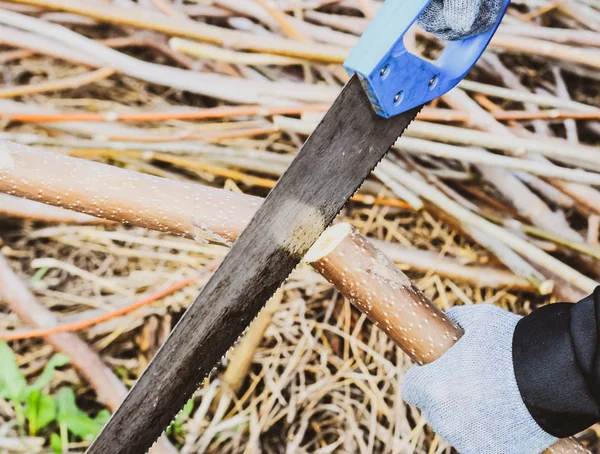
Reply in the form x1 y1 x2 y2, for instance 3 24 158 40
252 0 308 40
0 67 115 98
170 38 306 65
0 103 330 123
0 277 195 340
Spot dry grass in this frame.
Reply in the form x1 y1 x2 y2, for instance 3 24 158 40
0 0 599 452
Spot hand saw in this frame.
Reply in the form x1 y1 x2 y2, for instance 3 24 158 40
87 1 508 452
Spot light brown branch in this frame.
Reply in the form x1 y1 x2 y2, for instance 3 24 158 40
0 193 109 224
0 141 534 290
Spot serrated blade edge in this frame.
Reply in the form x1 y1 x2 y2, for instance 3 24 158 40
86 75 422 454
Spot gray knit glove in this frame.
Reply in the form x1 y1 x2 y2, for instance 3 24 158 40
417 0 504 41
402 305 558 454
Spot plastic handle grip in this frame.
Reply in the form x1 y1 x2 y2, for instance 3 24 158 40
343 0 510 118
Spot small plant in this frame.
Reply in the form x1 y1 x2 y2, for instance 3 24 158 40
166 398 194 439
0 342 109 452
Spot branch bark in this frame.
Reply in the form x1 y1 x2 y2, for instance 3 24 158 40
0 193 109 224
0 141 533 290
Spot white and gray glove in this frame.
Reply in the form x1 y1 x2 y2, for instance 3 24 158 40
402 305 558 454
418 0 505 41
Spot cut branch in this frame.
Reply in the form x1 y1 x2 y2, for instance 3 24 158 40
305 223 588 454
306 223 462 365
0 141 534 291
0 193 109 224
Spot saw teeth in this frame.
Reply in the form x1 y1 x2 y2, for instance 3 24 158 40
140 106 424 454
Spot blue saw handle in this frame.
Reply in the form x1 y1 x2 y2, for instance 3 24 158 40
344 0 509 118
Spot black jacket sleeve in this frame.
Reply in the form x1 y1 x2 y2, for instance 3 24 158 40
512 286 600 438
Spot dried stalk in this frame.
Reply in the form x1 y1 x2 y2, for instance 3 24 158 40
373 240 533 290
499 24 600 47
490 33 600 69
458 80 598 112
452 79 600 225
0 67 115 98
384 166 597 293
2 0 349 62
305 223 587 454
0 12 338 104
274 116 600 167
399 137 600 184
441 88 584 242
169 38 306 66
465 225 553 294
0 254 177 454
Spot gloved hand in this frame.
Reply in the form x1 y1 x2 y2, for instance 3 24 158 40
402 305 558 454
418 0 505 41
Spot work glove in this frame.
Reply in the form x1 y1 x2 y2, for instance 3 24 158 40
417 0 505 41
402 304 558 454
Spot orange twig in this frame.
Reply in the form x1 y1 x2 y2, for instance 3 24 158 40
3 104 599 124
0 277 196 340
492 110 600 121
0 103 330 123
0 67 115 98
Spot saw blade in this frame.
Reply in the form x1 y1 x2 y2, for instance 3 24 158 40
86 75 421 454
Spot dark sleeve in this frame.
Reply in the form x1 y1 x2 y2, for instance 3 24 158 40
512 286 600 438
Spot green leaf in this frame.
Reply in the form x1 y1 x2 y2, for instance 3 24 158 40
59 414 105 441
55 388 109 441
166 398 194 436
50 433 62 453
55 388 78 419
0 342 26 401
25 390 56 435
28 354 70 393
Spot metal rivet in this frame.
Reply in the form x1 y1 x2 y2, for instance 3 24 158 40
429 75 438 89
394 91 404 105
380 65 389 78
